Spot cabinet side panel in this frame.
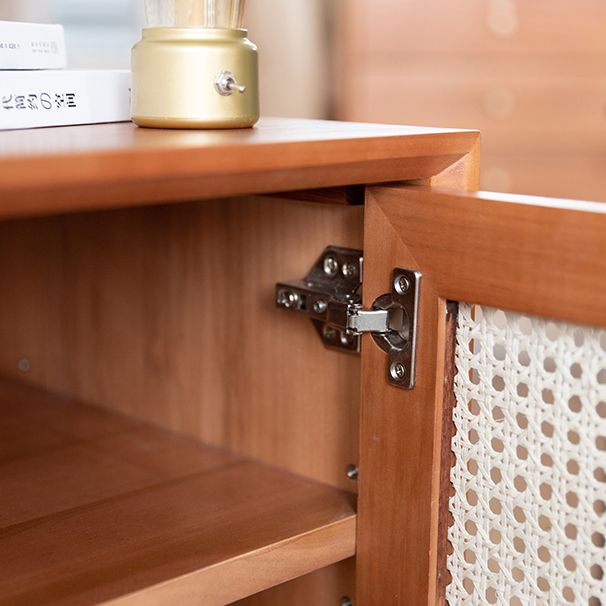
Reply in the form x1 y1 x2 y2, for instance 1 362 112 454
0 196 362 492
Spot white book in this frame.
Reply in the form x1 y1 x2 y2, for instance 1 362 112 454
0 21 67 70
0 70 131 130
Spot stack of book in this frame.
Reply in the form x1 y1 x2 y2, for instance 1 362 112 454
0 20 131 130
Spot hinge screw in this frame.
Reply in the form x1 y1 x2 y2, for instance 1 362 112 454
346 464 359 480
341 597 353 606
394 274 411 295
323 255 339 277
341 262 357 278
18 357 30 373
390 361 406 382
277 290 300 309
313 299 328 314
340 331 355 346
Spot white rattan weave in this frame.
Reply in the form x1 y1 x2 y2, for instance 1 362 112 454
447 304 606 606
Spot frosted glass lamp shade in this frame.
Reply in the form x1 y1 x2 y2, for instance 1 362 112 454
145 0 246 28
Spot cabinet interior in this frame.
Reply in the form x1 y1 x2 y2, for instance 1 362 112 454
0 195 363 605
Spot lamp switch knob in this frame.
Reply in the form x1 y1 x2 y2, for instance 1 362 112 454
215 71 246 96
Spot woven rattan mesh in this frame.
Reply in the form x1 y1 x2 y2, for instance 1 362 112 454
447 304 606 605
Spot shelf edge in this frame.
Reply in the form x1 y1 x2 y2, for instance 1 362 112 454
100 515 357 606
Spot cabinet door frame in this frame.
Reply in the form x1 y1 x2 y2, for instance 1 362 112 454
357 185 606 605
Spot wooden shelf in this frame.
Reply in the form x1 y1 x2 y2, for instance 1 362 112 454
0 378 356 606
0 117 478 219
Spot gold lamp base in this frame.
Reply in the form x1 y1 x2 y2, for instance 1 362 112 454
131 27 259 130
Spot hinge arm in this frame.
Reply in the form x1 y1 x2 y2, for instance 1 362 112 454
346 307 391 334
275 246 421 389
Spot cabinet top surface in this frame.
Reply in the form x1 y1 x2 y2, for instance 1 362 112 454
0 117 473 157
0 117 478 219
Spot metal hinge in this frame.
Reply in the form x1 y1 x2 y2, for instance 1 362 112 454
275 246 421 389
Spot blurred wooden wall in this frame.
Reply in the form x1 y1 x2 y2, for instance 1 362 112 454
335 0 606 201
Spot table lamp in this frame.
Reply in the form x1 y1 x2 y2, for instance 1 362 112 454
132 0 259 129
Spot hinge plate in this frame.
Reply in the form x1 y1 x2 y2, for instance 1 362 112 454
275 247 421 389
276 246 364 353
371 268 422 389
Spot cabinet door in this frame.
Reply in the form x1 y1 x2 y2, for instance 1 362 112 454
357 186 606 605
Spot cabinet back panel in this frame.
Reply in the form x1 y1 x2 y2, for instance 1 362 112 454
0 196 363 492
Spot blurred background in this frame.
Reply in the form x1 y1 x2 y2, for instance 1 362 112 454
2 0 605 200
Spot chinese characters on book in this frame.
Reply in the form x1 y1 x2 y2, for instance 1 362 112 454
0 70 129 129
2 91 77 111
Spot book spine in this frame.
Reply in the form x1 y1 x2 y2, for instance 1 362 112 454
0 21 67 70
0 71 131 130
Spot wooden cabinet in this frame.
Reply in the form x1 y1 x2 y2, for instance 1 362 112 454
2 118 604 606
0 118 478 606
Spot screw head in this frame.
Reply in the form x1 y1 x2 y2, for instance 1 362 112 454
341 262 357 278
323 325 337 341
390 361 406 382
340 331 355 346
341 598 353 606
394 274 411 295
313 299 328 314
277 290 299 309
18 358 30 373
346 464 359 480
323 255 339 277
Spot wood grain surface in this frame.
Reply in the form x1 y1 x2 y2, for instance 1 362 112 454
357 200 449 604
233 559 355 606
0 195 363 493
0 118 478 219
0 377 356 606
369 186 606 329
271 185 366 206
